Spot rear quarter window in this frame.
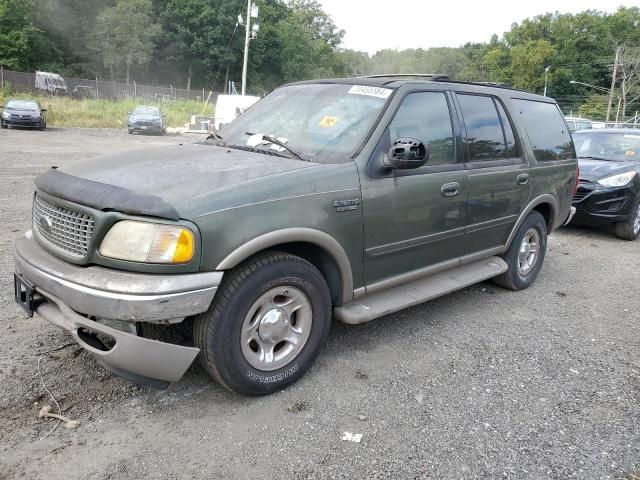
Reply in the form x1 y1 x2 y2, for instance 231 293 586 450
513 99 575 161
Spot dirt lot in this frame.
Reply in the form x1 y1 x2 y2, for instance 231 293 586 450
0 127 639 479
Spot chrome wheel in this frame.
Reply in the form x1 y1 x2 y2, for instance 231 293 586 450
240 286 312 371
517 228 540 276
634 203 640 236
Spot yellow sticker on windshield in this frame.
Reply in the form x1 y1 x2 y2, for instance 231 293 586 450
626 150 636 156
319 116 339 128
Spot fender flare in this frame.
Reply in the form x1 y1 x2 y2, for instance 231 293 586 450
216 228 354 304
505 194 558 249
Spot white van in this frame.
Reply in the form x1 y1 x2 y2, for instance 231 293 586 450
35 71 68 95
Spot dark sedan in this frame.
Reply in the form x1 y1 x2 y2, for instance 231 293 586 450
1 99 47 130
127 105 165 135
572 129 640 240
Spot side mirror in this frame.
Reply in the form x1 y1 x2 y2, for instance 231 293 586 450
162 113 167 117
127 111 131 115
385 137 428 169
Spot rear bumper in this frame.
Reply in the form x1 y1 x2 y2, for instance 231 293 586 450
562 206 577 226
14 231 223 385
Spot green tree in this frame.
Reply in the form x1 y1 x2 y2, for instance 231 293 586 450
92 0 160 83
0 0 42 70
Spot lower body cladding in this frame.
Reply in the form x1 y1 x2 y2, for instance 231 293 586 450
14 231 223 388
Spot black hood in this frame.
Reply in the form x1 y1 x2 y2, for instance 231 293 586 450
578 158 639 181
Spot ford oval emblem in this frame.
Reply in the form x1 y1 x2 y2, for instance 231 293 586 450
39 216 53 233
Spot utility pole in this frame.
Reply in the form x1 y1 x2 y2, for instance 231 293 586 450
241 0 252 96
543 66 550 97
606 47 621 123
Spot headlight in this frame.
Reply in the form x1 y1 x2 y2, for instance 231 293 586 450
1 111 10 119
598 171 637 188
99 221 195 264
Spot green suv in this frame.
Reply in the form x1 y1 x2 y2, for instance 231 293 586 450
14 75 578 395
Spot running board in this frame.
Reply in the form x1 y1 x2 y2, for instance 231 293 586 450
334 256 508 325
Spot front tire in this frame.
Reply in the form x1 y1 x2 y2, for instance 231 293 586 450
194 252 332 396
614 198 640 241
493 211 548 291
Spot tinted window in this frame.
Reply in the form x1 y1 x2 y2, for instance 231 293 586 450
458 94 506 161
513 99 574 161
495 100 519 157
388 92 454 165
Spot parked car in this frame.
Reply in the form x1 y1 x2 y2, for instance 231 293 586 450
13 75 577 395
35 71 68 95
572 128 640 240
1 99 47 130
127 105 166 135
565 116 593 132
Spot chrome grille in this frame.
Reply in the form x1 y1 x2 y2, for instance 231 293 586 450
33 195 94 257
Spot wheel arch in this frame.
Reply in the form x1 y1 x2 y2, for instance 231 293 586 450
216 228 354 306
505 195 558 249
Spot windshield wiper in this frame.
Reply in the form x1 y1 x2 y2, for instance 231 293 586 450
579 155 614 161
245 132 307 162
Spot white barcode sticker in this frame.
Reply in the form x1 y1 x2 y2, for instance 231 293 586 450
348 85 393 99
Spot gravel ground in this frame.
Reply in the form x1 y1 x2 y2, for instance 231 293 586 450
0 127 639 480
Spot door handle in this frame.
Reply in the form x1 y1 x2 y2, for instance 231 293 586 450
441 182 460 197
517 173 530 185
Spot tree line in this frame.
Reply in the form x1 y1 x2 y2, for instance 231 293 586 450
1 0 639 119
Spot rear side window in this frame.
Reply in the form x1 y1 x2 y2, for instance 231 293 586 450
457 94 506 161
495 100 519 158
513 99 574 161
388 92 455 165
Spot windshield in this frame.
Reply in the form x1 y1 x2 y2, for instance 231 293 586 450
573 132 640 162
219 83 393 162
6 100 38 110
132 106 160 116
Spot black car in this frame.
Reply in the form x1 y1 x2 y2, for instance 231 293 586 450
572 129 640 240
1 99 47 130
127 105 165 135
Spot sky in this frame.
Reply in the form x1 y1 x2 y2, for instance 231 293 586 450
318 0 639 54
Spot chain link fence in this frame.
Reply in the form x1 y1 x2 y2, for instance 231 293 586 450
0 67 217 103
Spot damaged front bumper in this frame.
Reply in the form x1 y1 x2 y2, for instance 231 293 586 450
14 231 223 387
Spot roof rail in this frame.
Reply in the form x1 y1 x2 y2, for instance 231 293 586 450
357 74 529 93
360 73 451 81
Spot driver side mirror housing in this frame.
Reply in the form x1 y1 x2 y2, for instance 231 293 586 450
385 137 428 169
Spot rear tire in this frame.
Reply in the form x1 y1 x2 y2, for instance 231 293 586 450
194 252 331 396
614 198 640 241
493 211 548 291
1 122 7 129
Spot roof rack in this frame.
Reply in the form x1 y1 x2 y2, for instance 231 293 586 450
358 74 529 93
360 74 451 82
